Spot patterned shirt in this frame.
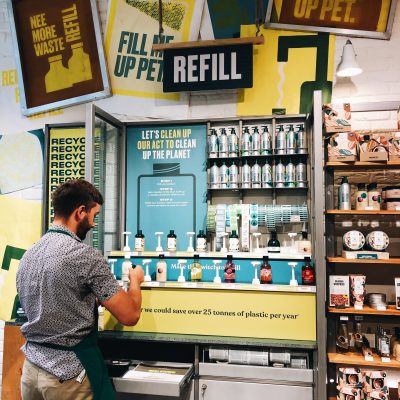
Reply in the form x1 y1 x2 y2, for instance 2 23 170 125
16 225 120 381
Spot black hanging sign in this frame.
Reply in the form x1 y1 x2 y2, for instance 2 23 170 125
162 43 253 92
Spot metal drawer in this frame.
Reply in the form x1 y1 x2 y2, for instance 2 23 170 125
199 362 313 385
113 362 194 397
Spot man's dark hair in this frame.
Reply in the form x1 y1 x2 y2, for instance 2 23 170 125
51 179 103 219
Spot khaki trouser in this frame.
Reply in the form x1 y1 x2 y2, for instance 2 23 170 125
21 359 93 400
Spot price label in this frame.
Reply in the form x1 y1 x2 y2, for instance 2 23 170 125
396 206 400 211
223 284 236 290
350 231 359 247
381 357 391 363
290 215 301 223
365 206 374 211
147 282 160 287
377 305 387 311
354 305 364 310
340 316 349 321
183 283 198 288
375 232 384 247
364 355 373 362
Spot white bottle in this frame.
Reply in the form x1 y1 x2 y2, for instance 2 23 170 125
251 160 261 188
338 176 351 210
229 162 238 188
241 160 251 188
121 255 132 291
219 162 229 188
156 254 167 282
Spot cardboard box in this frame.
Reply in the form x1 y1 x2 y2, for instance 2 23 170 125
359 133 389 162
389 131 400 161
337 386 362 400
338 367 363 388
364 371 387 393
328 132 358 162
323 103 352 133
330 276 350 307
395 277 400 310
365 390 389 400
349 275 366 308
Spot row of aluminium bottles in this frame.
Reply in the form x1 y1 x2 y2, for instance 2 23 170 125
209 159 307 189
208 124 307 158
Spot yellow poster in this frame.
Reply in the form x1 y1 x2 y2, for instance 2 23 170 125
0 196 41 320
105 288 316 341
105 0 204 100
237 26 335 116
48 128 85 223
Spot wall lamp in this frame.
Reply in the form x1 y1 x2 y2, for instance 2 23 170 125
336 40 363 78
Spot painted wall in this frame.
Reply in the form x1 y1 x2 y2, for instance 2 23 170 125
1 0 400 396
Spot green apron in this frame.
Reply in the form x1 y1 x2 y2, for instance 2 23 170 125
29 227 115 400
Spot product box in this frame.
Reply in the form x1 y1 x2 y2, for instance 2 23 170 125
349 275 366 308
395 277 400 310
337 386 362 400
389 131 400 161
329 275 350 307
364 371 387 394
338 368 363 389
364 390 389 400
358 133 389 162
323 103 352 133
327 132 358 162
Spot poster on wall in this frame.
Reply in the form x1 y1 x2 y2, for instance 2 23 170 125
0 130 43 320
237 26 335 116
126 124 207 251
266 0 397 39
7 0 110 116
45 126 85 227
104 0 205 101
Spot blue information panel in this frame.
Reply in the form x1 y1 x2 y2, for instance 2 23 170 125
126 124 207 251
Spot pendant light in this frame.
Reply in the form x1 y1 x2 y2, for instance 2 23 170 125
336 40 362 78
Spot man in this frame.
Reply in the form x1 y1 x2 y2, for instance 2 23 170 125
17 179 144 400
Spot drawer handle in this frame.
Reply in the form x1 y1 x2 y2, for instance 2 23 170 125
201 383 207 398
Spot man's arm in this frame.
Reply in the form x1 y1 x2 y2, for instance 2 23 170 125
101 266 144 326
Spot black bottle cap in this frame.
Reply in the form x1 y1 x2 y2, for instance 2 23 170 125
227 254 233 260
169 230 174 235
194 254 199 259
159 254 164 259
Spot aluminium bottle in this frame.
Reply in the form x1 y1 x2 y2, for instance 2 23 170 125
241 160 251 188
251 160 261 188
208 129 218 158
252 126 261 156
261 125 272 155
229 162 239 188
338 176 351 210
228 127 239 157
241 126 251 156
219 128 229 157
219 162 229 188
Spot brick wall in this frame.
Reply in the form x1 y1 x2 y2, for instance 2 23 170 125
1 0 400 398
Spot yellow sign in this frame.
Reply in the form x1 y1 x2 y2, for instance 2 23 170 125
237 26 335 115
105 288 316 341
270 0 393 35
104 0 197 100
47 128 85 223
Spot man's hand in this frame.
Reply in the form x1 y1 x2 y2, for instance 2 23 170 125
130 265 144 285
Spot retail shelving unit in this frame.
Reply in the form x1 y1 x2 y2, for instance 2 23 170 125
323 100 400 398
81 103 326 400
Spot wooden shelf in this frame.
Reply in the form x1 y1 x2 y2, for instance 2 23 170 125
328 305 400 316
152 36 264 51
327 257 400 264
326 210 400 215
325 161 400 169
328 351 400 368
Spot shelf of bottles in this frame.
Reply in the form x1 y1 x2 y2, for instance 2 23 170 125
207 120 308 192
